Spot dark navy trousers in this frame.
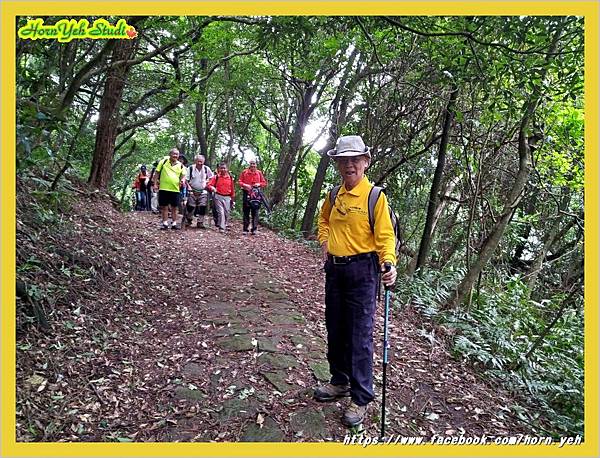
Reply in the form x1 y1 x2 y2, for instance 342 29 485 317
324 253 378 406
242 191 259 232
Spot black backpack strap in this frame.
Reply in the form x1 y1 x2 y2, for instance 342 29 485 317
156 157 169 178
188 165 193 181
327 185 342 217
367 186 384 233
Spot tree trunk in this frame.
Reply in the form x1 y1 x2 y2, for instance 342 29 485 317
57 40 117 118
443 20 565 309
510 194 538 271
178 139 188 159
510 280 581 372
524 191 570 293
112 141 137 172
299 50 361 236
430 176 459 241
207 113 222 168
196 58 209 157
196 102 208 156
51 79 101 190
120 177 130 207
415 87 458 270
300 151 331 236
445 117 533 309
88 38 137 189
269 88 316 208
58 41 77 94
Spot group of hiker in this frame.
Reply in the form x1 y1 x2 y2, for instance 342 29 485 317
131 165 155 212
130 135 398 430
132 148 268 234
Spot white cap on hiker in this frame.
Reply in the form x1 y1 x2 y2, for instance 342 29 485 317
327 135 371 159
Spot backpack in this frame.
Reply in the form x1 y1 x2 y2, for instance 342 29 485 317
328 185 402 259
248 187 262 210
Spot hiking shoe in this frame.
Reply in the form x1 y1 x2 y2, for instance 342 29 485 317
313 383 350 402
342 402 368 427
243 230 249 236
171 223 180 230
161 222 169 230
197 222 206 229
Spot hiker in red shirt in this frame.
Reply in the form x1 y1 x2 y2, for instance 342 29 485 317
207 162 235 233
238 159 267 235
132 165 149 211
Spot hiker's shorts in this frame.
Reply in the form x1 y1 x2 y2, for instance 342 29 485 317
324 252 379 406
188 190 208 208
158 190 180 208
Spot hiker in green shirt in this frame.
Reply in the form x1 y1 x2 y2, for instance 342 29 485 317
153 148 187 230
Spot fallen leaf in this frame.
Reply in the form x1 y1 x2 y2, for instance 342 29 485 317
26 374 47 387
256 413 265 429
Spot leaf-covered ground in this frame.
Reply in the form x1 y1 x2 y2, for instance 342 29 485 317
16 184 532 442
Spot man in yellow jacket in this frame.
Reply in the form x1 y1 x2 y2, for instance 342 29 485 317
315 135 397 427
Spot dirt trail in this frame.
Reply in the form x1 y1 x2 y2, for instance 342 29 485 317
16 195 531 442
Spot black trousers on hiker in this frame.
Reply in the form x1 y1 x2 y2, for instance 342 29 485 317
242 191 259 233
324 252 379 407
145 188 152 211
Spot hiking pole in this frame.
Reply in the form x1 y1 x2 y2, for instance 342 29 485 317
380 262 392 439
258 188 271 214
180 187 188 231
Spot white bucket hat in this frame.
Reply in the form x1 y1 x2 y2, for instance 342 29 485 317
326 135 371 158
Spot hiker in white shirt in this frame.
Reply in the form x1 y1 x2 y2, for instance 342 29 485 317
184 155 214 228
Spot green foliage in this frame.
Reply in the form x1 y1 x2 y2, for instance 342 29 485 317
266 205 295 233
396 266 466 319
534 106 584 191
23 176 74 228
17 109 64 173
263 204 319 248
397 270 583 436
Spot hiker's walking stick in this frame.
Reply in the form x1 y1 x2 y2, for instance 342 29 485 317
258 188 272 214
180 187 188 231
381 262 392 439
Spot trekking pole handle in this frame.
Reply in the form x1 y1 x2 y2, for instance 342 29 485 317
383 262 392 291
